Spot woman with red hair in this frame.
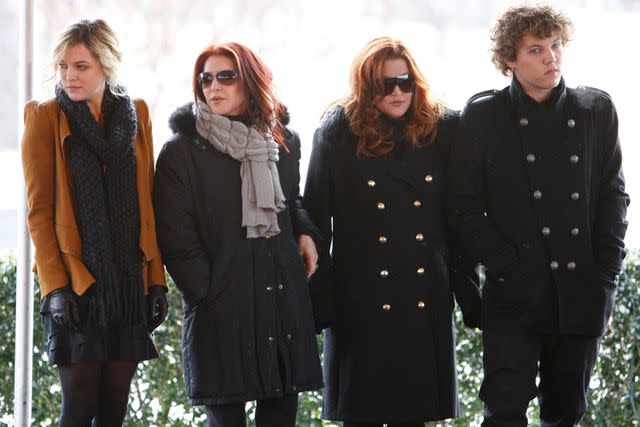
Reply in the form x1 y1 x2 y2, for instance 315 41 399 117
303 37 481 426
153 42 322 426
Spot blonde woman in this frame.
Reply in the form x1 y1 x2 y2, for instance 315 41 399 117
21 19 167 426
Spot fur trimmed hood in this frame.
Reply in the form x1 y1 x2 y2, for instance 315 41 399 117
168 102 291 136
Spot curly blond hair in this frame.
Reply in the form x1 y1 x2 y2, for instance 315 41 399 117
491 5 573 76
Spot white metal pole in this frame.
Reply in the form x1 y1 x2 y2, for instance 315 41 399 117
15 0 35 426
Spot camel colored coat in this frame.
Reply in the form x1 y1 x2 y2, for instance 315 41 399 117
21 97 166 298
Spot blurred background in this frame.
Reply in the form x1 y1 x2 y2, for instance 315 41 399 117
1 0 640 250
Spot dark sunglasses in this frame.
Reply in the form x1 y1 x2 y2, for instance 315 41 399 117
381 74 416 96
197 70 239 88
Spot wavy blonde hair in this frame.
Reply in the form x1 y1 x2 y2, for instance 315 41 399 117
343 37 443 158
52 19 124 95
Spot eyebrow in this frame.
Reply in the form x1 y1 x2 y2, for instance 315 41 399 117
525 37 562 49
59 60 91 65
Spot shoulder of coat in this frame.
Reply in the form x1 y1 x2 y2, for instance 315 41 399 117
466 89 501 106
571 85 614 109
317 104 349 142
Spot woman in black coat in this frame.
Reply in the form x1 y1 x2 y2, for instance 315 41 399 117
303 37 481 426
153 42 322 427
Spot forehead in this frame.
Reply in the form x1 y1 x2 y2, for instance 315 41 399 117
203 54 236 72
61 43 97 62
381 57 409 76
518 32 561 49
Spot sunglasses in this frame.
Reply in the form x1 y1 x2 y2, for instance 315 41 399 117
198 70 239 88
381 74 416 96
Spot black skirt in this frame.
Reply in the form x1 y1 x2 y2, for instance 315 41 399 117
40 286 159 366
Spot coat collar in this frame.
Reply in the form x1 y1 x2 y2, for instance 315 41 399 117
509 76 567 115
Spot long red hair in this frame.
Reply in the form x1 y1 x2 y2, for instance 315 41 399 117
343 37 443 157
192 42 286 148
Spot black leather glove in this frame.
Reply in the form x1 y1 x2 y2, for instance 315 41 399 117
147 285 168 332
46 287 80 331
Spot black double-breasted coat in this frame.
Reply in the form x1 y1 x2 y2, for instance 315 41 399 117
448 78 629 337
303 106 481 423
153 104 322 405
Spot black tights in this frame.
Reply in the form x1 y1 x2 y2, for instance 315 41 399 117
57 360 138 427
206 394 299 427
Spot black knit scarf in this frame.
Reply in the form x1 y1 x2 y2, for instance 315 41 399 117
55 83 144 329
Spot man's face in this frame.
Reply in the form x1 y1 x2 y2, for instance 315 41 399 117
507 32 564 102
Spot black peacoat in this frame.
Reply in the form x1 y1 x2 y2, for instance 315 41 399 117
448 78 629 337
303 106 481 423
153 104 322 406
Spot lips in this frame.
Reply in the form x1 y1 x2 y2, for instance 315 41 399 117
545 68 559 76
211 97 224 101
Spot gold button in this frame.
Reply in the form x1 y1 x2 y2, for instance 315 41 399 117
380 269 389 278
417 301 426 309
415 233 424 242
378 236 388 244
413 200 422 208
424 174 433 182
382 304 391 311
417 267 425 275
367 180 376 188
377 202 385 210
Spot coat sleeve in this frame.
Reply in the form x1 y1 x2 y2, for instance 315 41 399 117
593 99 629 278
302 125 337 333
21 101 69 296
447 101 519 274
153 139 210 306
438 113 481 329
285 128 322 243
136 99 166 289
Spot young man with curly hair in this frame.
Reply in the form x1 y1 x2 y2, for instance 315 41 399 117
448 5 629 426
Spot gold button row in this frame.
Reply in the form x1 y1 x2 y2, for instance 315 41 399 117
381 301 426 311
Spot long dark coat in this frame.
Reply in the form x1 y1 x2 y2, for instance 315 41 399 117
303 106 481 423
153 104 322 405
448 78 629 337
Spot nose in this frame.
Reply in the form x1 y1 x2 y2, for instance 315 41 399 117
544 48 557 64
390 84 403 95
65 68 76 81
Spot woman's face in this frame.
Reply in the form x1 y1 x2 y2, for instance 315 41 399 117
374 57 414 119
201 54 246 116
58 43 106 105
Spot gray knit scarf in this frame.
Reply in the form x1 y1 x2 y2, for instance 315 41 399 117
193 100 285 238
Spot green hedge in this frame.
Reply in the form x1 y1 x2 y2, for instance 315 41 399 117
0 253 638 426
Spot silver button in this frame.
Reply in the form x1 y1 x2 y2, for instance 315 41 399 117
519 117 529 126
424 174 433 183
417 267 425 275
265 233 271 239
382 304 391 311
267 336 274 342
567 119 575 128
415 233 424 242
278 283 284 290
380 269 389 278
378 235 388 244
413 200 422 208
377 202 385 210
287 333 292 339
571 192 580 201
571 228 579 236
367 180 376 188
550 261 559 270
526 153 536 163
533 190 542 199
570 155 579 164
542 227 551 236
266 286 273 292
567 261 576 271
417 301 426 309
